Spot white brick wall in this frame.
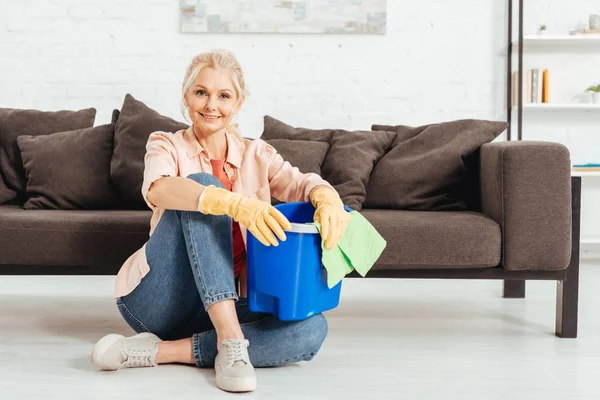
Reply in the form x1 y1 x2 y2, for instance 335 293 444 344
0 1 597 138
1 0 600 251
1 0 512 136
0 0 598 151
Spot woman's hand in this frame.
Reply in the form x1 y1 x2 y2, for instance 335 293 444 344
200 185 291 246
310 186 350 250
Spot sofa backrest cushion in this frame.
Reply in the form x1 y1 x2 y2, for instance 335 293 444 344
264 138 330 176
367 119 508 211
111 94 188 209
264 138 330 205
262 115 332 143
17 124 121 210
0 107 96 204
260 116 395 211
111 109 120 124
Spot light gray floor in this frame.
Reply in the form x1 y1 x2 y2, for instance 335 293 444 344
1 263 599 400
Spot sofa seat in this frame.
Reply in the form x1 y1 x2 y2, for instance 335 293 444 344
0 206 151 267
0 205 502 271
361 209 501 269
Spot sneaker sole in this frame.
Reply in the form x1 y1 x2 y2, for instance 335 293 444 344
91 332 158 371
91 333 125 370
216 375 257 393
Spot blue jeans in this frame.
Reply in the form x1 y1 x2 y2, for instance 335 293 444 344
116 172 328 367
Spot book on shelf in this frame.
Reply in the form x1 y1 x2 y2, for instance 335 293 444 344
531 68 542 103
573 163 600 171
527 70 532 103
513 69 548 105
542 69 549 102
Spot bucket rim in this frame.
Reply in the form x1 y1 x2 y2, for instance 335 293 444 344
287 222 319 234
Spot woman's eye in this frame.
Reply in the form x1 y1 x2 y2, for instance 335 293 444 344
220 94 230 99
196 90 206 96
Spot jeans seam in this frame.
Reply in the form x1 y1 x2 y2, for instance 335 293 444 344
203 291 239 310
117 301 152 334
192 333 203 367
184 211 211 303
193 330 215 367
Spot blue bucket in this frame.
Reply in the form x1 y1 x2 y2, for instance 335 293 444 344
246 202 350 321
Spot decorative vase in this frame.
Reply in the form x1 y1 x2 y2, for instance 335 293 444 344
593 92 600 104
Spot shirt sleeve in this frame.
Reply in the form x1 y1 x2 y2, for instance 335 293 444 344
262 141 333 203
141 132 178 210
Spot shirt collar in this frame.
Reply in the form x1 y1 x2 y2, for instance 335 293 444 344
184 126 244 169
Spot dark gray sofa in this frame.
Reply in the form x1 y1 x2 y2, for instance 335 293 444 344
0 100 580 339
0 142 580 338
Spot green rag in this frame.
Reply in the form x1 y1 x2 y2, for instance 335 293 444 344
313 211 387 288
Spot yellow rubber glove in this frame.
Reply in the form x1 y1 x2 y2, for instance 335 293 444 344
310 186 350 250
199 185 292 247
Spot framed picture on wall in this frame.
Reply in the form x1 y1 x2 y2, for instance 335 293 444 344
179 0 387 34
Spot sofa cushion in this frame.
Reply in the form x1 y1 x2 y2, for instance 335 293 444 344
111 109 120 123
265 139 330 205
261 116 395 210
0 107 97 205
321 129 395 211
0 205 151 267
368 119 508 211
265 139 329 175
262 115 332 143
111 94 188 209
361 209 501 269
17 124 121 210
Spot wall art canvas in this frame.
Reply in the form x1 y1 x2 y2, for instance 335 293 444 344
180 0 386 34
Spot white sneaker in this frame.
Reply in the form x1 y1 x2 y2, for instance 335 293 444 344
91 332 162 371
215 339 257 392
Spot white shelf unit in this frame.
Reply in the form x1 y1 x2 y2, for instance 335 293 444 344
511 35 600 112
513 35 600 46
572 170 600 177
581 237 600 245
513 104 600 110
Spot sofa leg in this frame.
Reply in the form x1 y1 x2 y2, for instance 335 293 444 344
556 176 581 338
556 269 579 338
503 280 525 298
556 250 580 338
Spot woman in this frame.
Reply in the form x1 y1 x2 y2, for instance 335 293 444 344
90 49 349 393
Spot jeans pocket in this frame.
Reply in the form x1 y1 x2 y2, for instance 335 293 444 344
116 299 151 334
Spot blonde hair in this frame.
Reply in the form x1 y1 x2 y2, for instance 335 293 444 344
181 49 247 138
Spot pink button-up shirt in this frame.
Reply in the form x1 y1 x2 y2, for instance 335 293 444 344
114 127 332 299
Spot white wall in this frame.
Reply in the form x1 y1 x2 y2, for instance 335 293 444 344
1 0 599 255
0 0 510 135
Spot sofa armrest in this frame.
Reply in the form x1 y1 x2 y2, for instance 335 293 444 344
479 141 572 271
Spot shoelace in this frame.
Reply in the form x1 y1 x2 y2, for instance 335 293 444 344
220 339 249 367
122 347 156 368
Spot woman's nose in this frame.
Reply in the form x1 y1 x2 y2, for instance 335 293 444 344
205 97 216 111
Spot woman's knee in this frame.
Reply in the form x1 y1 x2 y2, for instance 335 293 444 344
300 314 328 359
187 172 223 188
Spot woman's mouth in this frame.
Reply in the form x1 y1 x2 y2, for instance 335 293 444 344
199 113 221 120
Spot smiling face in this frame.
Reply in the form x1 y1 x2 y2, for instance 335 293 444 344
184 67 243 135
